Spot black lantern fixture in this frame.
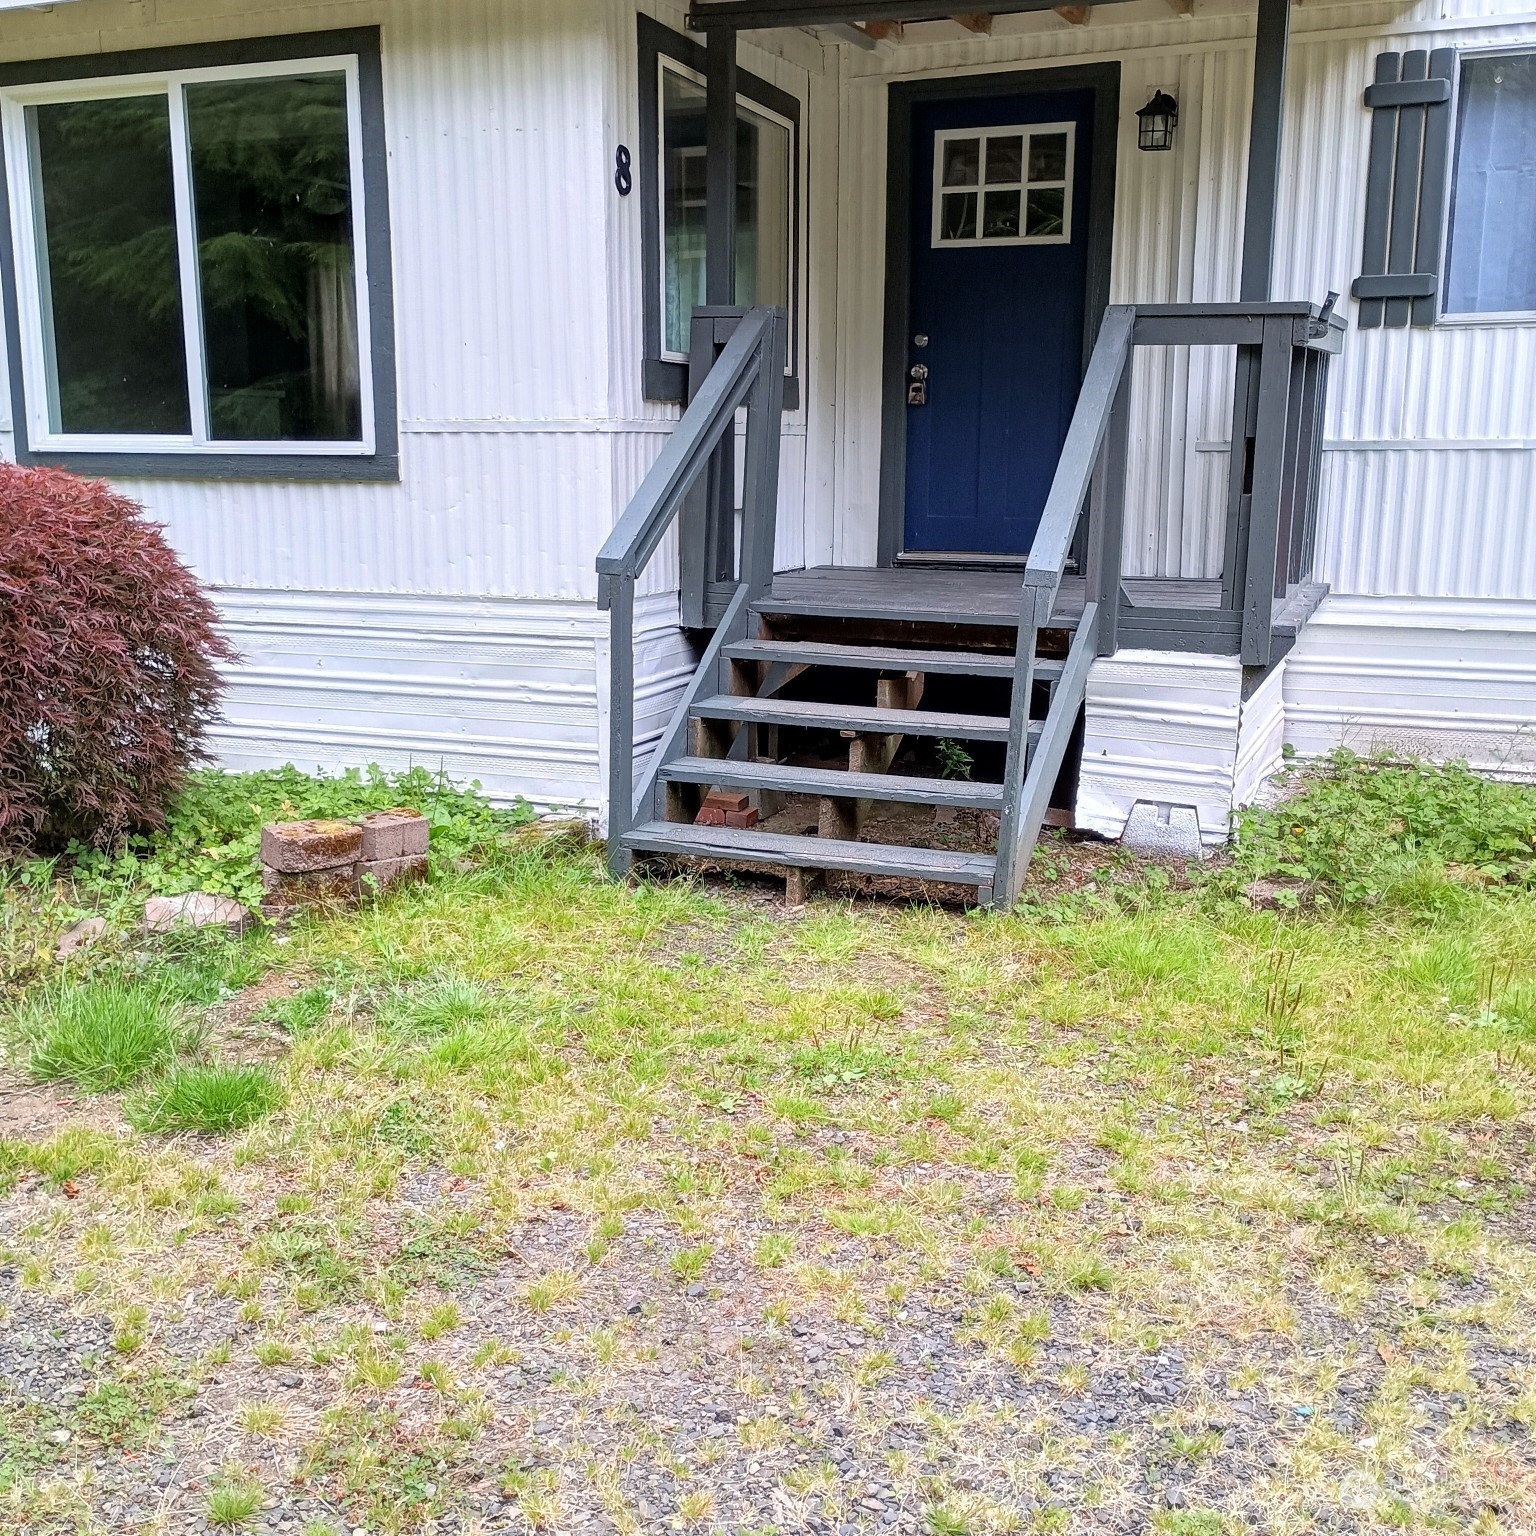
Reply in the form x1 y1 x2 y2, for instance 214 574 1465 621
1136 89 1179 151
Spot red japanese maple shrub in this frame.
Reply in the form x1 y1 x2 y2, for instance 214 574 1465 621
0 466 233 856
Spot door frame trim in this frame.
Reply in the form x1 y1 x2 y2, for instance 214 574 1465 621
876 61 1122 566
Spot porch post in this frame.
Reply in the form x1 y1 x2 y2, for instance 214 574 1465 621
705 25 738 305
1239 0 1291 301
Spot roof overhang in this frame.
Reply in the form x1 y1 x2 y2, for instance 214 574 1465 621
686 0 1138 29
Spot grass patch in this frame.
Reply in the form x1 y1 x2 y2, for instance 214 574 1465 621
22 982 182 1091
125 1062 282 1134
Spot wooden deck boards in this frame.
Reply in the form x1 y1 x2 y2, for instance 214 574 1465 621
766 567 1222 626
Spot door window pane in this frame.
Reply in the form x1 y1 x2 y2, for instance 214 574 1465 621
941 191 978 241
185 72 361 441
30 95 191 435
1445 53 1536 315
659 64 795 359
1029 132 1069 183
943 138 980 187
985 136 1023 184
983 189 1021 238
1025 188 1066 238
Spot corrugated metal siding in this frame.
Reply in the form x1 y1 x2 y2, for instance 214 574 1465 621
825 1 1536 600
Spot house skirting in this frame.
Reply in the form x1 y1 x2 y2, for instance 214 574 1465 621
1076 595 1536 844
208 587 694 817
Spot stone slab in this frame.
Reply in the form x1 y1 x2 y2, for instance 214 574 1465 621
142 893 255 934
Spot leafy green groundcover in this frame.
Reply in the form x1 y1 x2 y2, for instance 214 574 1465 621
20 764 530 911
1230 750 1536 904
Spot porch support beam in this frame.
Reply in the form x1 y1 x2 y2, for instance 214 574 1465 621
1239 0 1291 301
688 0 1132 29
705 25 738 306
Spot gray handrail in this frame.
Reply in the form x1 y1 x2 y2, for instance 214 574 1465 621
597 307 773 597
598 306 787 878
1020 305 1135 626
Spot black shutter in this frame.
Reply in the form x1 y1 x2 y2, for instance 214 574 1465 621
1353 48 1456 328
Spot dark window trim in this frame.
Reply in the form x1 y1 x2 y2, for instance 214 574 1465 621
876 62 1121 566
637 14 801 409
0 26 398 482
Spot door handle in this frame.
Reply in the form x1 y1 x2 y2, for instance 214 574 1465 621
908 363 929 407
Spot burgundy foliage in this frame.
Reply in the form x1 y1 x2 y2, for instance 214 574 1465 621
0 465 234 855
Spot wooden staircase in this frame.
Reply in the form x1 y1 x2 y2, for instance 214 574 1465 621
619 596 1068 904
596 300 1341 909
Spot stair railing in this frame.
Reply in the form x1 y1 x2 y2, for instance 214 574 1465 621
597 306 788 876
991 299 1344 906
993 306 1135 905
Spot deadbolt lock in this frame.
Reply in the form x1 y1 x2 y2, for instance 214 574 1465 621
908 362 929 407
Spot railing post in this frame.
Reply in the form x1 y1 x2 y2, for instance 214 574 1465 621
1085 360 1131 658
605 574 636 877
1240 316 1294 665
738 308 787 602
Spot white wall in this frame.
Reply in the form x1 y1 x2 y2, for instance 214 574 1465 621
821 0 1536 605
0 0 836 811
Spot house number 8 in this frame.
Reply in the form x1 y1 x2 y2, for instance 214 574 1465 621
614 144 633 196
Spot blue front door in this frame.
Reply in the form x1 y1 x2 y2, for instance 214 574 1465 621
902 88 1096 556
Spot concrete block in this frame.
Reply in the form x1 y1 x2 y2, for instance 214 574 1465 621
143 893 255 934
1121 801 1207 860
261 865 359 908
358 855 429 895
261 819 362 873
359 808 429 862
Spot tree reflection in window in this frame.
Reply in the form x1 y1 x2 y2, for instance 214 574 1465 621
32 95 192 435
186 72 360 441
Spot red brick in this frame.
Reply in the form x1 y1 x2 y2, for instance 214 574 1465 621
261 819 362 873
695 806 726 826
701 790 750 814
723 807 759 829
359 808 429 862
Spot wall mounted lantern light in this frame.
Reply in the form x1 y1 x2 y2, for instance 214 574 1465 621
1136 89 1179 150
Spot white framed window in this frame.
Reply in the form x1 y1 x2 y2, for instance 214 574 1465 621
931 123 1075 248
0 43 388 464
1443 51 1536 321
636 16 802 407
657 58 794 364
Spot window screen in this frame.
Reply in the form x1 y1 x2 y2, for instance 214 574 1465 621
1445 52 1536 316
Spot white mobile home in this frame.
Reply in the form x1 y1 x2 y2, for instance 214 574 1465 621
0 0 1531 900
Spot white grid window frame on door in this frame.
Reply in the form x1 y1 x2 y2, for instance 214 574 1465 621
930 122 1075 249
0 53 376 458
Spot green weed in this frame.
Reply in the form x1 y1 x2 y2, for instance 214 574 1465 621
126 1063 282 1134
24 983 182 1091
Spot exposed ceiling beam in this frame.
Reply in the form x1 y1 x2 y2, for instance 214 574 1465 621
954 12 994 32
1054 5 1091 23
687 0 1133 30
811 21 881 45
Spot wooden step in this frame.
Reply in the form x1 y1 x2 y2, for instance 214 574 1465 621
660 756 1009 808
690 695 1011 742
623 821 997 890
724 638 1064 680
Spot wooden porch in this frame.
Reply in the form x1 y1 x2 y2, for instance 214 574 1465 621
596 0 1344 905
